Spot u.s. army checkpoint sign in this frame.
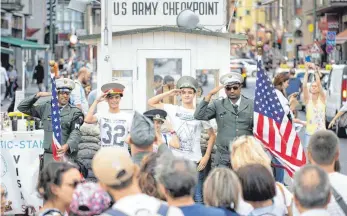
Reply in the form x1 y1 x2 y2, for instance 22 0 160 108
112 0 226 27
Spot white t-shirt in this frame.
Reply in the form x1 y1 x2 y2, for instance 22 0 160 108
163 104 210 162
95 111 133 152
101 193 184 216
327 172 347 215
237 183 292 215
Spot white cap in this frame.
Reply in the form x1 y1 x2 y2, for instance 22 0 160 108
220 72 244 86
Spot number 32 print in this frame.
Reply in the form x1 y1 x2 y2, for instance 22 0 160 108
102 123 126 146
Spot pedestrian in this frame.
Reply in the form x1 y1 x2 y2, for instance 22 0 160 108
155 154 226 216
0 62 8 106
70 67 91 115
286 68 302 117
194 72 254 168
237 164 287 216
273 72 305 183
307 130 347 215
293 165 331 216
92 148 184 216
17 78 84 166
84 82 133 152
148 76 216 204
138 153 165 200
37 162 82 216
203 168 241 216
69 182 112 216
88 89 97 107
125 111 171 165
4 65 17 100
34 60 45 92
230 136 292 216
303 63 326 148
143 109 180 152
153 75 163 95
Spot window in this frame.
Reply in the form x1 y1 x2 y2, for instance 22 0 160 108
295 0 302 8
245 10 250 15
146 58 182 106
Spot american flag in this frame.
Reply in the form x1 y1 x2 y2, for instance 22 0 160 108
51 74 64 161
253 57 306 176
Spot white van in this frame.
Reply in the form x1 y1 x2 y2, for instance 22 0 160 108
325 65 347 137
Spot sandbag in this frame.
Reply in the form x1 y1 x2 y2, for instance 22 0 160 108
78 142 101 151
80 123 100 136
77 149 97 159
81 135 100 143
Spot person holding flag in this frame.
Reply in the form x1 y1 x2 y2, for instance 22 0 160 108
252 43 306 179
18 62 84 167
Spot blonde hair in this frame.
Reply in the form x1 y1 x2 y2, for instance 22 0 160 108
230 136 271 171
203 168 240 210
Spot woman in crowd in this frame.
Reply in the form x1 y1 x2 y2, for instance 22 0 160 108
37 162 82 216
203 168 240 216
237 164 287 216
273 73 304 183
302 63 326 148
69 182 112 216
138 153 166 200
230 136 293 216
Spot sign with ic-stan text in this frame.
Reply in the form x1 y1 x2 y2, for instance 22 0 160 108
1 131 44 215
112 0 226 27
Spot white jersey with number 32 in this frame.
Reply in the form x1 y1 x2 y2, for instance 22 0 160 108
95 111 133 152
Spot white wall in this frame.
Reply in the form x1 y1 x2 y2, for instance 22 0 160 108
92 31 230 112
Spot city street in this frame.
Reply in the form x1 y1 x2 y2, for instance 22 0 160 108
243 77 347 175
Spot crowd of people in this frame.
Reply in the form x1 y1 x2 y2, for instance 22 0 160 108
1 62 347 216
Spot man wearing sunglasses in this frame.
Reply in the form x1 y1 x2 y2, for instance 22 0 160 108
85 82 133 154
194 72 254 168
18 78 84 167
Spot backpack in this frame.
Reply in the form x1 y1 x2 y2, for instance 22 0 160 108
104 203 169 216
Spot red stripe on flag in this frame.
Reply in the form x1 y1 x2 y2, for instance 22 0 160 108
52 140 60 161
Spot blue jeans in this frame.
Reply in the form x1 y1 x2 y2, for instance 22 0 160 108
194 170 205 204
272 157 284 184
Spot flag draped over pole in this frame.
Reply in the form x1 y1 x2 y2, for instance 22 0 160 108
51 74 64 161
253 55 306 177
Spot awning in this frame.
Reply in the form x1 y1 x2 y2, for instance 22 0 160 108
0 36 49 50
336 29 347 44
1 46 14 55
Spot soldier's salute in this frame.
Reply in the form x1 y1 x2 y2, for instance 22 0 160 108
17 78 84 166
194 72 254 168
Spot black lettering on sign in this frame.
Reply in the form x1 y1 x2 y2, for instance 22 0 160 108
16 167 19 176
18 180 22 189
13 155 20 164
114 2 127 15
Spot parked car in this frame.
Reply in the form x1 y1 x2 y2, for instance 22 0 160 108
325 65 347 137
231 59 257 77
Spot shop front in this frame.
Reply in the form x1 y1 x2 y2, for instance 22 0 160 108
80 27 247 113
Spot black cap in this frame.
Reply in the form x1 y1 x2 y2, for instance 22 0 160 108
143 109 167 122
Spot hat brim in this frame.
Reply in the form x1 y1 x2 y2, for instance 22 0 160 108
57 88 72 92
153 117 165 122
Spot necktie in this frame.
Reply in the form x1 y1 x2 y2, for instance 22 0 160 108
233 104 238 113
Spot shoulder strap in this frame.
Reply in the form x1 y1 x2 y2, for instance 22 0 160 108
331 186 347 214
104 207 129 216
163 134 168 146
157 203 169 216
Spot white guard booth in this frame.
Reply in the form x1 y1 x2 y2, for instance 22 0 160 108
80 26 246 113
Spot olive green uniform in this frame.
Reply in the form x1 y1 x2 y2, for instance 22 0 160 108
17 94 84 166
194 95 254 168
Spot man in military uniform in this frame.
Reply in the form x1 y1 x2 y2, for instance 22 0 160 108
17 78 84 167
194 72 254 168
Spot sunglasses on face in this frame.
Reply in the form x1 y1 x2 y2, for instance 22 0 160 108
225 86 240 91
58 92 70 96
